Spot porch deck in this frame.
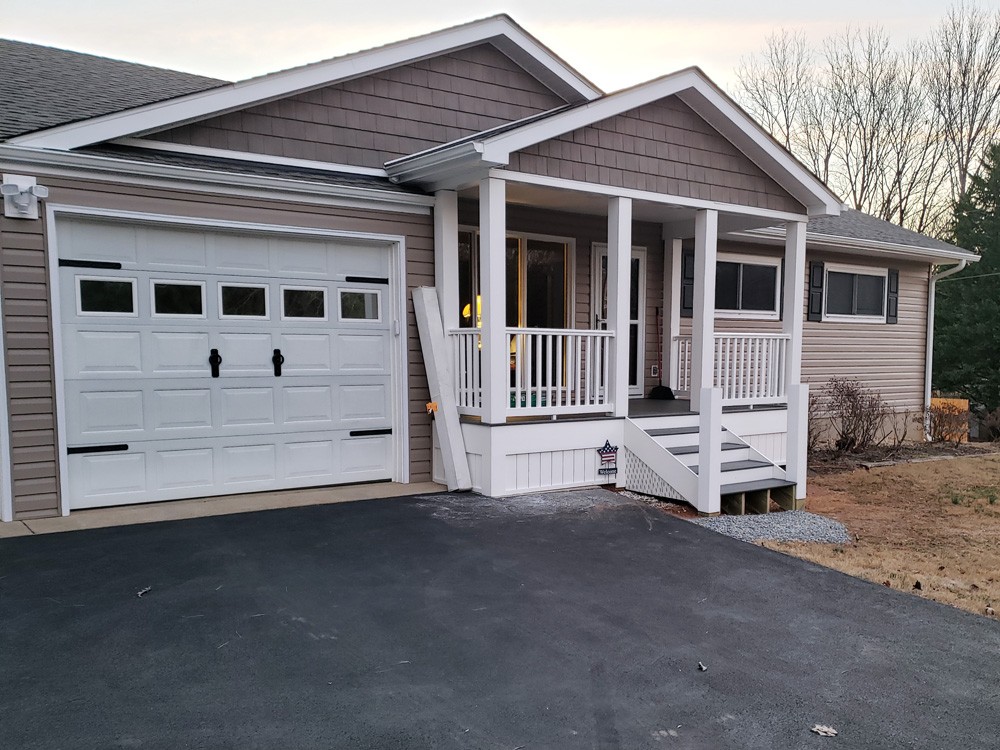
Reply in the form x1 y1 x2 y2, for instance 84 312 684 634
627 398 787 418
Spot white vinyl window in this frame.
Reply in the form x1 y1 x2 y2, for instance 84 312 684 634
714 253 781 320
76 276 138 317
822 263 887 323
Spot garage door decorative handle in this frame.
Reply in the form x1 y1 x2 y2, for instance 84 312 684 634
272 348 284 377
209 348 222 378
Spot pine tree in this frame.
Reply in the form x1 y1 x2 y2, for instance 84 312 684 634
934 143 1000 409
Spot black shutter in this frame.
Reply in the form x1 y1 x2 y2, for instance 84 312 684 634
886 268 899 324
807 261 824 322
680 248 694 318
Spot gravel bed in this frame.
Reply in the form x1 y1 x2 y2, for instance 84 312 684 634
691 510 852 544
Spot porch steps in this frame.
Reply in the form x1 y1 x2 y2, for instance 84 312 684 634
622 414 794 515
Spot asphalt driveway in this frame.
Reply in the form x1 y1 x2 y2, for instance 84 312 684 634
1 489 997 749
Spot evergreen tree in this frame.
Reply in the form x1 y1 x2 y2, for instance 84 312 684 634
934 143 1000 409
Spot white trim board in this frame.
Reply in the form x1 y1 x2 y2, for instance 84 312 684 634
9 16 600 151
45 203 413 513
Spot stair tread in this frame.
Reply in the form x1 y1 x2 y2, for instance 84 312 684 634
668 442 744 455
720 478 796 495
691 459 773 475
646 426 727 436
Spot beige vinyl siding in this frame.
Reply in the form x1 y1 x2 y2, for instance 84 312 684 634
506 96 804 213
0 214 60 518
0 176 435 519
676 240 929 413
456 202 665 396
149 44 568 170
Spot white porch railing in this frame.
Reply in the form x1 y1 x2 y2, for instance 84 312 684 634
448 327 615 416
674 333 790 406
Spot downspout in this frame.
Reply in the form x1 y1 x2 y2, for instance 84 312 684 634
924 260 968 439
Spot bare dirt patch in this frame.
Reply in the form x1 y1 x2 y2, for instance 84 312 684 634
764 453 1000 618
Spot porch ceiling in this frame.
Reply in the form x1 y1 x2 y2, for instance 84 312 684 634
458 181 783 237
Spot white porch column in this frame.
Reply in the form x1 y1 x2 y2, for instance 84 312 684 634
663 236 682 390
479 177 508 424
696 386 723 515
783 220 808 498
607 196 632 417
433 189 459 330
690 209 718 412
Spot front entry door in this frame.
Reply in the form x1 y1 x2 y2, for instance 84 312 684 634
594 245 646 397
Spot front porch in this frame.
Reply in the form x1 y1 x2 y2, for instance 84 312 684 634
422 178 809 515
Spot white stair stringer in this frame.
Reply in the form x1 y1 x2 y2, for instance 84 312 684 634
622 418 697 504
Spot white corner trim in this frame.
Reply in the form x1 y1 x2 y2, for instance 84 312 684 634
0 286 13 522
114 138 390 177
43 205 71 516
9 16 599 151
492 169 810 223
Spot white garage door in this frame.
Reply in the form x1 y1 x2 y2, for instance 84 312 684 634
56 217 401 509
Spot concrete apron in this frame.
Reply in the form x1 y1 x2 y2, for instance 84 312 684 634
0 481 445 537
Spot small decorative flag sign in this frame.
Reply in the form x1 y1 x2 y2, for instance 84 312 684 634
597 440 619 476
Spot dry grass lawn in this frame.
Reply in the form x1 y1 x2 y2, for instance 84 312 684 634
763 453 1000 618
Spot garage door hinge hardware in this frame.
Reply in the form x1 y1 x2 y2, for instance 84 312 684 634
67 444 128 455
209 348 222 378
58 259 123 270
349 428 392 437
345 275 389 285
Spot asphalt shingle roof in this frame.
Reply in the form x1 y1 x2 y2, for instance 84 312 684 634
0 39 225 140
807 208 968 255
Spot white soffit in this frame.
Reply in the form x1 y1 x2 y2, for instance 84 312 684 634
8 15 601 152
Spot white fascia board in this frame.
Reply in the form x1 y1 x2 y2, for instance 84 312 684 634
115 138 389 177
729 227 980 264
9 16 598 152
0 145 434 214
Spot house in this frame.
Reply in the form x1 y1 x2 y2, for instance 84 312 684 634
0 16 977 522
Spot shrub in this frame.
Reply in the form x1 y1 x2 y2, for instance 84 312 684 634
826 377 889 453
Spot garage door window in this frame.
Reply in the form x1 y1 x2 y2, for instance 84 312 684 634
77 277 137 316
282 286 326 320
220 284 268 319
152 281 205 317
339 290 380 321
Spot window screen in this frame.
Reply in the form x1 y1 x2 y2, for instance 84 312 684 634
826 271 885 317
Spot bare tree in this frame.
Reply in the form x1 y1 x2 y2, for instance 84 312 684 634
924 3 1000 199
735 29 812 150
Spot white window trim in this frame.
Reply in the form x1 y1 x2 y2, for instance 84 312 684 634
76 275 138 317
218 282 270 320
822 262 888 324
714 252 781 321
280 284 328 321
150 279 207 319
338 288 383 323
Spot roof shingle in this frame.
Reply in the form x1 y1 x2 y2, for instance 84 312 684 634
0 39 225 140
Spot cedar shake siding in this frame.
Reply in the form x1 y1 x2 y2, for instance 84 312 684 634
676 241 929 414
506 96 804 213
0 178 434 519
149 44 568 170
0 213 60 518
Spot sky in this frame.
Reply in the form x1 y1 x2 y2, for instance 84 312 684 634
1 0 959 92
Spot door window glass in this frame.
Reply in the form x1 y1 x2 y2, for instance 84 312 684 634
78 277 136 315
152 281 204 317
282 286 326 320
220 284 268 318
339 290 380 320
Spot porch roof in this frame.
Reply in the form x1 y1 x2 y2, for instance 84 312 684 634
385 68 842 218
